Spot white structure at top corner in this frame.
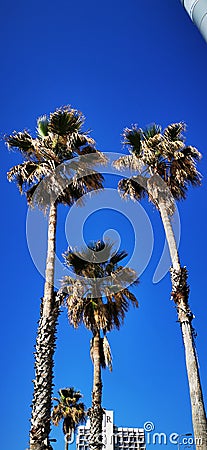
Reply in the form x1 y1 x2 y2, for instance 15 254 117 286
180 0 207 43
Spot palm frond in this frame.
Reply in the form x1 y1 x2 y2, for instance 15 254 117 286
77 148 108 169
59 388 83 404
7 161 50 194
90 336 112 371
122 126 142 156
183 145 202 161
142 123 162 139
163 122 185 142
121 288 139 306
109 250 128 266
67 131 88 150
5 131 35 159
118 177 147 201
103 335 112 371
113 154 143 172
63 249 89 275
48 106 84 136
37 115 49 138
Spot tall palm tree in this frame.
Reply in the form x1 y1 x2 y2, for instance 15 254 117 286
114 122 207 449
51 387 86 450
60 240 139 450
6 106 105 450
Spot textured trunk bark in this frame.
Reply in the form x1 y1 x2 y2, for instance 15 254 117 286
182 322 207 449
159 201 207 450
170 268 207 450
29 203 59 450
88 332 103 450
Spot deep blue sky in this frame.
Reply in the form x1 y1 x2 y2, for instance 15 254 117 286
1 1 207 449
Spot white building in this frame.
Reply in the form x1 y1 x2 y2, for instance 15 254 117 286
180 0 207 43
76 410 145 450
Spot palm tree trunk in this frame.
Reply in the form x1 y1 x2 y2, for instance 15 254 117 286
158 200 180 271
88 332 103 450
65 437 69 450
29 203 59 450
43 202 57 318
159 200 207 450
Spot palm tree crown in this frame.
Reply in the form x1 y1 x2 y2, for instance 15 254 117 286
6 105 105 208
114 122 201 204
61 240 139 338
51 387 85 449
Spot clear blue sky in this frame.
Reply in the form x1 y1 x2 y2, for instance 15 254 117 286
1 1 207 449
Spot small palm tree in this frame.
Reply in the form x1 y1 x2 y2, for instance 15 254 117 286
60 240 139 450
114 122 207 449
51 387 86 450
6 106 105 450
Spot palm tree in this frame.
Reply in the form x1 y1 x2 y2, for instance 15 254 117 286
51 387 86 450
5 106 105 450
60 240 139 450
114 122 207 449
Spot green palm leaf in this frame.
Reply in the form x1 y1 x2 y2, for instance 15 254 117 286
37 115 49 138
